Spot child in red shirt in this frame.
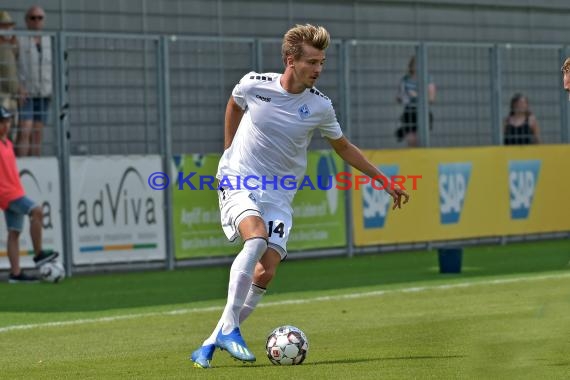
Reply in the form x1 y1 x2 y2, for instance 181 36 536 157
0 106 58 283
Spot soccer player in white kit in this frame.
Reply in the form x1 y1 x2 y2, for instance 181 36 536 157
191 24 409 368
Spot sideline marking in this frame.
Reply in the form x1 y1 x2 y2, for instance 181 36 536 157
1 272 568 334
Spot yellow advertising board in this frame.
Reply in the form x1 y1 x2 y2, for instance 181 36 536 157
352 145 570 246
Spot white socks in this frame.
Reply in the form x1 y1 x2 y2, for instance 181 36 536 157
203 237 267 343
239 283 267 322
202 283 267 346
221 269 252 334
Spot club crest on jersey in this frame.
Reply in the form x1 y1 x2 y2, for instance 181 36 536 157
298 104 311 120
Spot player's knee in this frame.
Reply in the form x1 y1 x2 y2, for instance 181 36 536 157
29 206 43 221
244 237 268 261
239 216 268 241
8 230 20 240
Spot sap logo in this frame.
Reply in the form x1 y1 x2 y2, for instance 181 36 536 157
77 167 157 228
509 160 540 220
255 94 271 102
362 165 399 228
439 162 472 225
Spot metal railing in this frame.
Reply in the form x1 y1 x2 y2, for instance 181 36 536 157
2 31 569 157
1 30 569 276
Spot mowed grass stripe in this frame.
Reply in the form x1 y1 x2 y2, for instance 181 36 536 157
1 270 568 334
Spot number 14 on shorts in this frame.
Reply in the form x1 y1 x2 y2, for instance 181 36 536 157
268 221 285 238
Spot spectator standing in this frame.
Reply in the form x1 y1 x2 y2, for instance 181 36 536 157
395 56 436 147
503 93 540 145
0 11 20 116
17 5 52 156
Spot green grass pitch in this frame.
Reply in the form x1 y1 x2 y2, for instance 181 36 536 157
0 240 569 379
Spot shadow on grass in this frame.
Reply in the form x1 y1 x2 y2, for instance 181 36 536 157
305 354 466 366
225 354 466 368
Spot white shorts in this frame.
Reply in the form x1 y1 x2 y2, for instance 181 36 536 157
218 186 292 260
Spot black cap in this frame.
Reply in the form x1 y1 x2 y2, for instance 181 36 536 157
0 106 13 120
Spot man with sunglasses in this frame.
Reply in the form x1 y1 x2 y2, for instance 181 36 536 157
16 6 52 157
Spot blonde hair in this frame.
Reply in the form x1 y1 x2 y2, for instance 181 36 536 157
282 24 330 64
562 58 570 74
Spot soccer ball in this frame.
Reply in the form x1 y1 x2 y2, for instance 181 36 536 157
266 325 309 365
39 261 65 283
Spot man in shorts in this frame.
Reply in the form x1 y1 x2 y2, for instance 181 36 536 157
0 105 58 283
16 5 53 156
191 24 409 368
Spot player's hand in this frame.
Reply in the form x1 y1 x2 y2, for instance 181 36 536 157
386 185 409 210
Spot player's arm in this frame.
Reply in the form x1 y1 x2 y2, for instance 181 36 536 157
224 96 245 150
327 135 409 209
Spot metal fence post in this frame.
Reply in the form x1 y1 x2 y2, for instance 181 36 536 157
416 43 430 147
143 38 151 154
560 46 570 143
490 44 503 145
255 39 263 72
54 32 73 277
158 36 175 270
341 40 355 258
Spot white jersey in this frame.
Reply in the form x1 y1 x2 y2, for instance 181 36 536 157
217 71 343 211
17 36 53 97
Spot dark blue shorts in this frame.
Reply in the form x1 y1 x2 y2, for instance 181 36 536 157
19 97 51 124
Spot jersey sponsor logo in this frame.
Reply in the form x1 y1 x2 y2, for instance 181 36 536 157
255 94 271 102
298 104 311 120
509 160 540 220
362 165 399 229
439 162 472 225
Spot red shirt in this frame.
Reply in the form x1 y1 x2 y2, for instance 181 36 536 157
0 138 24 210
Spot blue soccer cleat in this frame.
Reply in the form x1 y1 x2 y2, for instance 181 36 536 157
215 327 256 362
190 344 216 369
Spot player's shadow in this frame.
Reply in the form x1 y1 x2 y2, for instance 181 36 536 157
232 354 465 368
306 354 466 366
